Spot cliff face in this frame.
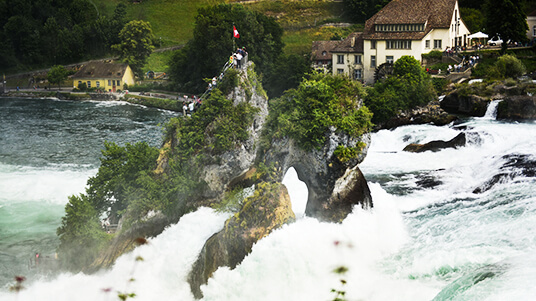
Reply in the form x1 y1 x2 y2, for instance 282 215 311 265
263 128 372 222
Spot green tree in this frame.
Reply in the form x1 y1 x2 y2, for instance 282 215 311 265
112 20 155 77
47 65 68 90
56 194 109 271
168 4 283 93
365 55 436 124
495 54 526 78
264 53 312 98
343 0 390 23
263 73 372 151
484 0 528 53
461 8 485 33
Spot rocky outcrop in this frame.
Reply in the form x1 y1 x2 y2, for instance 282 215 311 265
497 95 536 120
188 182 295 299
379 101 457 129
263 127 372 222
440 91 489 117
403 132 466 153
473 154 536 193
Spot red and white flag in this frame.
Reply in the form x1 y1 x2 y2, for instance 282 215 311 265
233 26 240 38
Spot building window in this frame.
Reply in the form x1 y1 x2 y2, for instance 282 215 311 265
425 40 430 49
386 56 394 64
386 40 411 49
434 39 442 49
355 55 362 64
96 81 100 88
108 80 111 86
78 81 82 86
353 69 362 80
371 56 376 68
375 23 424 32
117 80 121 87
337 55 344 64
337 68 344 74
533 25 536 36
322 51 327 56
87 81 91 88
371 40 376 49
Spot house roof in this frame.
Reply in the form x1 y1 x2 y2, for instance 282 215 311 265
72 61 129 79
363 0 458 40
331 32 364 53
311 40 339 61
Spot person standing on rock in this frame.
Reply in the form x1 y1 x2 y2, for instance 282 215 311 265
236 50 243 69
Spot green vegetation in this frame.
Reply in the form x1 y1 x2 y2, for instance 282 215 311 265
57 76 260 270
112 20 156 77
262 73 372 151
342 0 390 23
472 53 527 79
365 56 436 124
484 0 528 53
47 65 69 90
167 4 283 94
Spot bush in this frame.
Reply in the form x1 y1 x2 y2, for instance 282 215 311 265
365 55 436 124
263 73 372 151
495 54 526 79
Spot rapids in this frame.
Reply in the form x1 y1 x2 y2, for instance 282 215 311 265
1 97 536 300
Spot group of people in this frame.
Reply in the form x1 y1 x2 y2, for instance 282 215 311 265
446 55 479 74
229 47 248 69
182 94 202 116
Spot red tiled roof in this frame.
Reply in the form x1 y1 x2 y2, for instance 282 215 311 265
363 0 458 40
331 32 364 53
311 40 340 61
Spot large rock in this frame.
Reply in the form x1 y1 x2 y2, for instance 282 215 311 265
263 127 373 222
188 182 295 299
403 132 466 153
497 95 536 120
380 101 457 130
440 91 489 117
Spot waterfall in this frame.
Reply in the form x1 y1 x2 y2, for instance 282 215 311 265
483 100 502 119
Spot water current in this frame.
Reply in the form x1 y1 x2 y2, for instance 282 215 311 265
1 98 535 300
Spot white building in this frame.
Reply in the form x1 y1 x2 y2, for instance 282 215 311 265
527 10 536 42
329 0 470 83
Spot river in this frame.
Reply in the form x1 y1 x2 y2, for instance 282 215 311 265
1 98 535 300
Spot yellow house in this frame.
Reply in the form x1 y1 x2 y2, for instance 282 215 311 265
71 61 135 92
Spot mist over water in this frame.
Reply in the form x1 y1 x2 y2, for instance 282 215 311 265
2 98 536 300
0 98 174 288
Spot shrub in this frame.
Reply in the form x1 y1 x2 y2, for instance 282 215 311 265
495 54 526 79
262 73 372 151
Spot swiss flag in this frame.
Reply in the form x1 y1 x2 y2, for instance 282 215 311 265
233 26 240 38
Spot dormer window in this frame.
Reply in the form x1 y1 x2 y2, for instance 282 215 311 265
322 51 327 56
375 23 425 32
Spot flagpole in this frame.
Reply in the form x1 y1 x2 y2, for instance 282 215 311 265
232 23 236 53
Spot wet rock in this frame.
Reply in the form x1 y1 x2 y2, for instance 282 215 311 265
403 133 466 153
378 101 457 130
496 95 536 120
440 91 489 117
188 182 295 299
473 154 536 193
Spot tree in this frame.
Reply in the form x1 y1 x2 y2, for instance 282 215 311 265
168 4 284 93
495 54 526 78
112 20 155 77
343 0 390 23
47 65 68 90
484 0 528 53
365 55 436 124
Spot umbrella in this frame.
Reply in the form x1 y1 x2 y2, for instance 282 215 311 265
468 31 488 39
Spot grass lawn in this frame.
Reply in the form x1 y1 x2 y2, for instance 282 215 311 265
93 0 220 46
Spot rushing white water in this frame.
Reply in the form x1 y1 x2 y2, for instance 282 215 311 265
2 98 536 300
